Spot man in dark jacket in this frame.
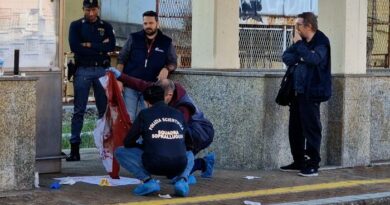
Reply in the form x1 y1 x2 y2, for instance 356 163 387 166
115 85 193 197
116 10 177 122
108 67 215 178
67 0 115 161
280 12 331 177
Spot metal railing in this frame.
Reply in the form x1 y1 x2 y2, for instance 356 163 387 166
239 25 293 69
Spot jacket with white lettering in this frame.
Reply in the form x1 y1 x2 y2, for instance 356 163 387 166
118 74 214 154
123 101 191 176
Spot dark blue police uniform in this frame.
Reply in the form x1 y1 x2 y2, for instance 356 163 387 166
68 6 116 147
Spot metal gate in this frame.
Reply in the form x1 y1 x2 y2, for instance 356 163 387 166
156 1 294 70
239 25 293 69
367 0 390 68
157 0 192 68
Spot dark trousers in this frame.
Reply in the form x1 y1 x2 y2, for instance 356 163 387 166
70 66 107 144
289 94 322 168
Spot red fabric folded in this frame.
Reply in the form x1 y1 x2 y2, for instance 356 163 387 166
95 72 132 179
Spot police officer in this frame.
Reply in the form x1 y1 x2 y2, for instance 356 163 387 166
67 0 116 161
115 85 194 197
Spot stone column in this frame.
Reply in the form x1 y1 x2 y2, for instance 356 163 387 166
319 0 371 167
319 0 367 74
191 0 240 69
0 77 38 191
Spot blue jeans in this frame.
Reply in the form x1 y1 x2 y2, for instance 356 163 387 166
123 87 146 122
115 147 194 181
70 67 107 144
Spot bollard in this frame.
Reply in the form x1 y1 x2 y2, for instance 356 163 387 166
13 49 19 75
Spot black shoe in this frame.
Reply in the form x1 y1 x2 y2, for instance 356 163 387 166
66 143 80 161
298 167 318 177
280 162 303 172
66 154 80 161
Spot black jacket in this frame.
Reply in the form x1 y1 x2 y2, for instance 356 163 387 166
69 17 115 67
123 101 192 176
282 30 331 102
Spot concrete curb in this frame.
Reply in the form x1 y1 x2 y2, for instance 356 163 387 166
272 192 390 205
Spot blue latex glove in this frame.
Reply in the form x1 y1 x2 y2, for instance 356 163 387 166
108 67 121 78
50 181 61 189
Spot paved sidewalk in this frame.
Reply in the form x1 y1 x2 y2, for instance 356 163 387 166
1 148 390 205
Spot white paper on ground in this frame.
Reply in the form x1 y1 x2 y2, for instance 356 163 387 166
158 194 172 199
243 200 261 205
54 176 141 186
243 176 261 180
57 177 76 185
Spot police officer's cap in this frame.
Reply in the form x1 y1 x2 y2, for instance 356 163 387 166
83 0 99 8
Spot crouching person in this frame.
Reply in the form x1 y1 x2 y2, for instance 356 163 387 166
115 85 194 197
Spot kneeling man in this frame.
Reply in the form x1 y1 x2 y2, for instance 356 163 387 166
115 85 194 197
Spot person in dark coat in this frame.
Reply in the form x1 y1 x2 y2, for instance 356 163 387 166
280 12 331 177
